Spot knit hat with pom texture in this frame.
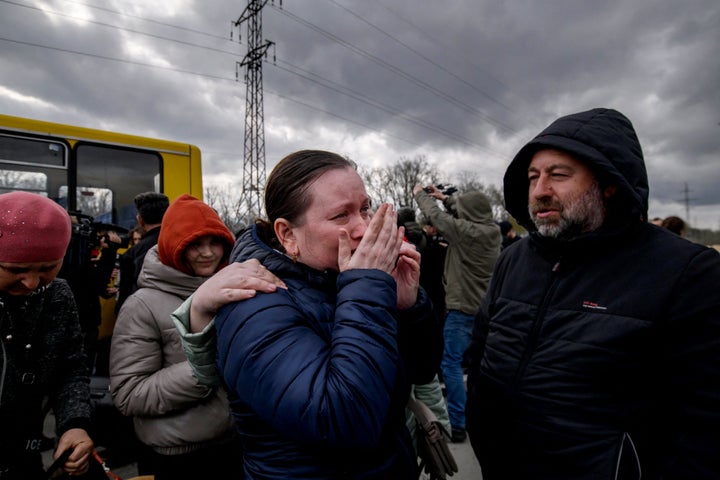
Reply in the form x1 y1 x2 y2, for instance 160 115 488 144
0 191 72 263
158 194 235 275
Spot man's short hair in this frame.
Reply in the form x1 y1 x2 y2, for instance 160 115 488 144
134 192 169 224
397 207 417 226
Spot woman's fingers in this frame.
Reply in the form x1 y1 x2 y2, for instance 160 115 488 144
347 203 401 273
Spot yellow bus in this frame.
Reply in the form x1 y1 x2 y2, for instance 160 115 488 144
0 113 203 228
0 113 204 345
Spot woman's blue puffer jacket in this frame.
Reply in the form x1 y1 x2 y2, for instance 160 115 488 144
215 226 441 479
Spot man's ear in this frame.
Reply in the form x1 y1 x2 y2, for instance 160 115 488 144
274 218 297 254
603 184 618 199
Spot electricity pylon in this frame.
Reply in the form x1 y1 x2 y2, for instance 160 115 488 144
233 0 275 221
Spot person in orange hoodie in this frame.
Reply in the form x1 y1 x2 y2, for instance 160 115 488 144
109 194 242 479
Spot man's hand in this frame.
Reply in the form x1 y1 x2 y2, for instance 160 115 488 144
98 230 123 249
413 183 447 201
55 428 93 476
189 259 286 333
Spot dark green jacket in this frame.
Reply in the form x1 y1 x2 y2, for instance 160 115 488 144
415 191 501 315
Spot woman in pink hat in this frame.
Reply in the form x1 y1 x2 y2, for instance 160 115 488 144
0 191 94 479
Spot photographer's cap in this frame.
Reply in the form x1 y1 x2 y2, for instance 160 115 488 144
0 191 72 263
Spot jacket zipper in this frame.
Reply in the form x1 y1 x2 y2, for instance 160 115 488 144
511 259 562 387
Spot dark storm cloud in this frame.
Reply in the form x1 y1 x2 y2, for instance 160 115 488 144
1 0 718 227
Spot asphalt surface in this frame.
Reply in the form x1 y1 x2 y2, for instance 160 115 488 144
43 434 483 479
43 406 484 479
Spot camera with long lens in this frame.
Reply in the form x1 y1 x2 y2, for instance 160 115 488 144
68 212 128 249
424 184 458 195
70 212 97 241
64 212 129 270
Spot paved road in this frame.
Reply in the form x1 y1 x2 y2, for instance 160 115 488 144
444 437 483 480
44 412 484 479
105 441 483 479
99 440 483 479
45 438 483 479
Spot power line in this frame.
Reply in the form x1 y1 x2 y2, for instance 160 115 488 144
327 0 516 115
0 35 426 152
2 0 512 157
0 36 231 81
273 59 505 158
45 0 229 41
0 0 236 55
0 14 500 155
270 3 519 134
368 0 547 132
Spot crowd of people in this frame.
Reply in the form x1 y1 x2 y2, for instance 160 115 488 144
1 106 718 480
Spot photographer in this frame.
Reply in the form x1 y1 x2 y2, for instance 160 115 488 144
413 183 501 443
59 215 125 375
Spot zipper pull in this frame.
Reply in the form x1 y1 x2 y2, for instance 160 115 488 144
552 261 561 272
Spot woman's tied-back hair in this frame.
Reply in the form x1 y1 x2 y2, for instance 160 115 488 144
256 150 356 251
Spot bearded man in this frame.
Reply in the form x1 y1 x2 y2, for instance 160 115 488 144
465 108 720 479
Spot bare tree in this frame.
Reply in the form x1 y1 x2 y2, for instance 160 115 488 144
451 170 507 220
204 157 513 233
204 184 245 234
360 155 438 208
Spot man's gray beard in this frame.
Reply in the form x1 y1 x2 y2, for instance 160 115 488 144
530 181 606 240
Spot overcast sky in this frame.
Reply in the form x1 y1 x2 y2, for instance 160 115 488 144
1 0 719 229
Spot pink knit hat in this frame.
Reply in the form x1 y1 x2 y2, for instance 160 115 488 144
0 191 72 263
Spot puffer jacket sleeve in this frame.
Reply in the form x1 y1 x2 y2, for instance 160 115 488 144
109 291 213 417
396 286 442 385
663 247 720 478
172 294 221 386
216 269 400 448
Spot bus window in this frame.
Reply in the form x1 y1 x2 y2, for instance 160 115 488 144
0 134 66 167
0 133 68 203
75 144 161 230
58 185 114 223
0 169 48 195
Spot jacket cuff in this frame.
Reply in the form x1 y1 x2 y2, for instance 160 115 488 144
171 295 221 386
57 418 92 437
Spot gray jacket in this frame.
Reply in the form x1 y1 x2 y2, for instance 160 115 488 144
109 246 236 455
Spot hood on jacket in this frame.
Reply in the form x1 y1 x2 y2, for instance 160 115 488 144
503 108 648 232
455 191 495 224
158 194 235 275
